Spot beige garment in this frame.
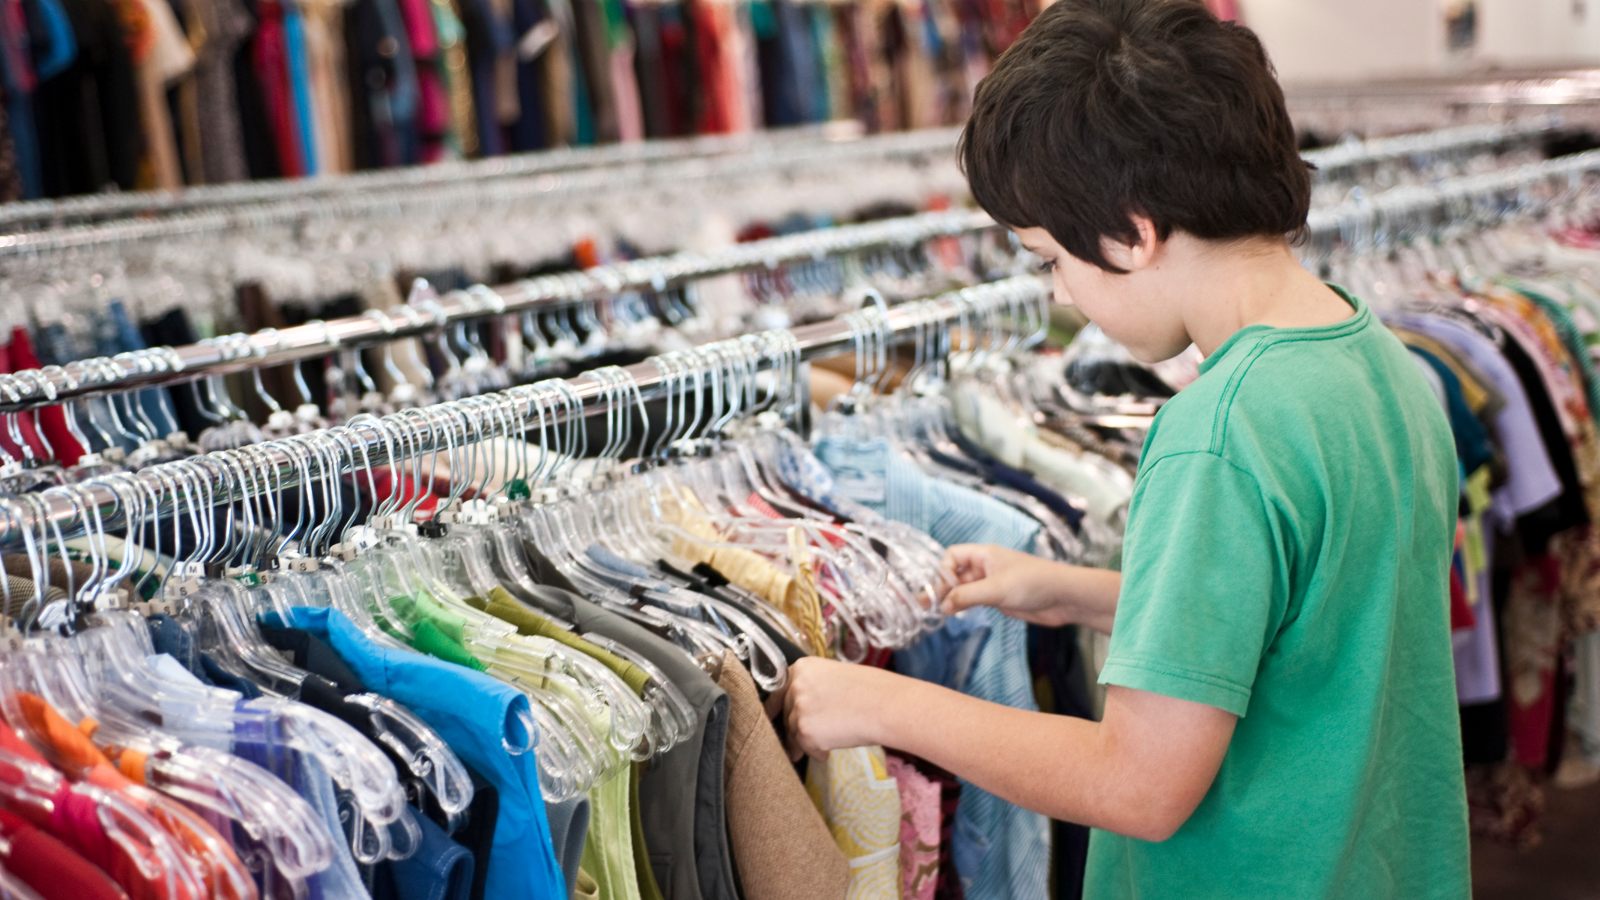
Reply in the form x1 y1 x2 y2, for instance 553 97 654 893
3 555 98 596
135 0 198 188
303 0 354 172
717 652 851 900
539 29 576 145
664 490 829 655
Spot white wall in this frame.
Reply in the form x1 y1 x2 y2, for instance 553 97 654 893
1475 0 1600 66
1242 0 1445 84
1240 0 1600 84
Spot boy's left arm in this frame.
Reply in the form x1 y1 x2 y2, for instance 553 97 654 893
783 658 1235 843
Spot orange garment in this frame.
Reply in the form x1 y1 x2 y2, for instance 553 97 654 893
14 694 255 900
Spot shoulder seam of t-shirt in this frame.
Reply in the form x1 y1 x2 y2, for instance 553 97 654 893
1210 318 1374 456
1136 449 1264 498
1133 450 1296 565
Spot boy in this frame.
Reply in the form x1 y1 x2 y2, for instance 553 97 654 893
780 0 1472 896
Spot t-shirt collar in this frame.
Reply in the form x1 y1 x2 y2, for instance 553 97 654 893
1198 283 1368 376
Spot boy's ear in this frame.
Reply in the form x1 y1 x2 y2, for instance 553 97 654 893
1102 213 1162 273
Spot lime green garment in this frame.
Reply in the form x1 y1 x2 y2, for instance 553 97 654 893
627 763 662 900
1087 287 1470 898
469 587 664 900
470 588 652 696
581 759 641 900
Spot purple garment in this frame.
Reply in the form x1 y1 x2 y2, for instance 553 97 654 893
1390 312 1564 703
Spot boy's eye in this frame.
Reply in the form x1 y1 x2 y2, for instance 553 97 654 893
1036 258 1057 273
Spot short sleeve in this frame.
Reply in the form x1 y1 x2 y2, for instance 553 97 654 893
1099 452 1291 716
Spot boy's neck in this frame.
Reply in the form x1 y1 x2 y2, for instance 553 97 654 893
1173 240 1353 359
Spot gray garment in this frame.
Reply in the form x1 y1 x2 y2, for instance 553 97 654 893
518 569 740 900
546 796 592 899
187 0 254 184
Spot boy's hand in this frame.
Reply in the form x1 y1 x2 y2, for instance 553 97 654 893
783 657 901 760
940 544 1122 633
940 544 1072 625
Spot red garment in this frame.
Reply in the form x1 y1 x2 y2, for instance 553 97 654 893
0 808 128 900
253 0 303 177
5 328 83 465
1506 552 1563 770
355 468 441 520
657 7 691 135
1449 565 1475 632
691 0 732 133
13 697 253 900
0 720 160 900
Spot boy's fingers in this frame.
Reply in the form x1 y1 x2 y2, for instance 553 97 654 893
941 582 992 614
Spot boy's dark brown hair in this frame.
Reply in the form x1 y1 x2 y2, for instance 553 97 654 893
959 0 1312 272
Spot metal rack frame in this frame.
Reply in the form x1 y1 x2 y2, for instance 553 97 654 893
0 276 1049 547
0 209 999 412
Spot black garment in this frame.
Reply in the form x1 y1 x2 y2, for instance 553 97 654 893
259 622 364 689
1029 624 1093 900
629 2 667 138
506 0 548 151
946 429 1086 529
233 0 284 178
34 0 142 196
654 559 810 672
140 308 210 437
1492 323 1590 553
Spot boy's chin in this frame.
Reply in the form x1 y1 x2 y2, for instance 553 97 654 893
1122 342 1184 366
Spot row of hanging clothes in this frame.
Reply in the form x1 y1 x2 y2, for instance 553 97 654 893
0 0 1037 201
0 270 1146 900
1303 181 1600 850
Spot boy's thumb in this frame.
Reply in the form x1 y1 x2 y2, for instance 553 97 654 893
941 581 992 615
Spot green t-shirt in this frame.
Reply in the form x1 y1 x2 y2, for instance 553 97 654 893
1086 288 1470 899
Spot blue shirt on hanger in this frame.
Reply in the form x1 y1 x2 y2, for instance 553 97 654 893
269 606 567 900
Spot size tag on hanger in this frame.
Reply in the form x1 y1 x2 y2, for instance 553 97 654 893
225 567 262 588
132 597 178 616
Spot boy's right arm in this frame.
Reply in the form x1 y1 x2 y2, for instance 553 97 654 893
940 544 1121 635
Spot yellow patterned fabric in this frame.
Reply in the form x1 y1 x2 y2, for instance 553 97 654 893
663 488 831 656
806 747 903 900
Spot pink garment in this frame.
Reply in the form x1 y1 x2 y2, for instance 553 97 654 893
397 0 448 155
886 754 940 900
609 45 644 143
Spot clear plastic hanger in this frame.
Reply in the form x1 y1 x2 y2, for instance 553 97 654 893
150 459 415 863
406 400 651 781
0 594 257 900
335 415 597 799
499 382 699 749
213 438 479 833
